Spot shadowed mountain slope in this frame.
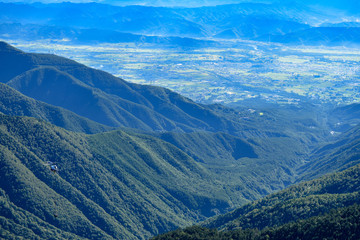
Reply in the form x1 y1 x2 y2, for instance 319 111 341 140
7 66 162 130
0 41 241 133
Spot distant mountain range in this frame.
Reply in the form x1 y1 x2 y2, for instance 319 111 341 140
0 22 216 47
260 27 360 46
0 1 359 46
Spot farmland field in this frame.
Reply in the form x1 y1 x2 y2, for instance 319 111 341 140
9 39 360 105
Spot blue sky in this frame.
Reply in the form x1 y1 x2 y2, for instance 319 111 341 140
2 0 266 5
4 0 357 9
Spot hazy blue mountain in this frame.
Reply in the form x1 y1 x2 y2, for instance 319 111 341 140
322 22 360 27
213 16 309 39
262 27 360 46
0 1 358 45
101 0 255 7
0 22 215 47
91 6 207 38
0 2 208 38
299 0 360 14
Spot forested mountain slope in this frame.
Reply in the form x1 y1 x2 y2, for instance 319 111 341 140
0 41 249 133
202 162 360 231
297 123 360 181
152 106 360 239
0 82 112 134
153 163 360 239
0 41 331 198
1 40 357 239
0 114 235 239
153 204 360 240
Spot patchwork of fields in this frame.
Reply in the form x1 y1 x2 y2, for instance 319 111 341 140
11 40 360 105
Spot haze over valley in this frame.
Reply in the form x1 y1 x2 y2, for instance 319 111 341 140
1 1 360 239
2 0 360 106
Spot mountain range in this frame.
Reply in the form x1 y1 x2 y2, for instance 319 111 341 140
1 0 360 239
1 40 360 239
0 1 359 46
0 40 320 198
0 41 235 132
